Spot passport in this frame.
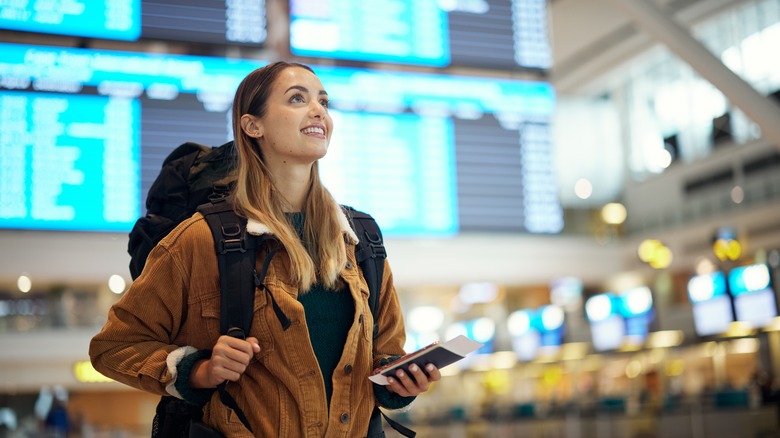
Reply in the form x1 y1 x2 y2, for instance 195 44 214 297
369 335 483 385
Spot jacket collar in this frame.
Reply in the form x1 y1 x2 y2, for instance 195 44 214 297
246 204 359 245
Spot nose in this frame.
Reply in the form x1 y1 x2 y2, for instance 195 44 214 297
309 100 325 118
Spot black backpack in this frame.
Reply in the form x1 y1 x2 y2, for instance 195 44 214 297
131 141 413 437
128 141 237 281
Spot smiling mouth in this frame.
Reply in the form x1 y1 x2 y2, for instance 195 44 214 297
301 126 325 136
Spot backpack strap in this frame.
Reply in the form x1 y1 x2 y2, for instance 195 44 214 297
342 207 416 438
198 198 257 337
343 206 386 338
196 196 257 434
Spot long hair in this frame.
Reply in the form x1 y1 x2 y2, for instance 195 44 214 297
230 61 347 291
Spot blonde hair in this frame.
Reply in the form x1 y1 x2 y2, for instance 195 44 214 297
230 62 347 291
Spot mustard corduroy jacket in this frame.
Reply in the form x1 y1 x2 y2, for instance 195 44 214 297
89 208 409 437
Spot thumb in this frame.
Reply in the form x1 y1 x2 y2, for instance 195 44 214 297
246 337 261 353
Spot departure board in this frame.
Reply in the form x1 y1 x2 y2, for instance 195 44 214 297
141 0 267 45
0 43 560 235
0 91 140 232
321 112 457 236
289 0 552 70
0 0 266 45
0 0 141 40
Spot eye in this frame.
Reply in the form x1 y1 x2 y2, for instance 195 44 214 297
289 93 305 103
319 98 330 108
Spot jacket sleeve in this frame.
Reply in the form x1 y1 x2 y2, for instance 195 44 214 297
371 258 417 409
89 226 195 397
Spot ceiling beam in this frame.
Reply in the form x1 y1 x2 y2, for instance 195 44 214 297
610 0 780 151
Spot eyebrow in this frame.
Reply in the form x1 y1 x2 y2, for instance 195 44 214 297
285 85 328 96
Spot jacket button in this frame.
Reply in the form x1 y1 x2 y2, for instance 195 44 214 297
346 261 353 269
340 412 350 423
344 364 353 375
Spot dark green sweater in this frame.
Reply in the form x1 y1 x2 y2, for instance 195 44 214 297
288 213 354 406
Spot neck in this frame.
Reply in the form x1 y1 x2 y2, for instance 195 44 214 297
270 164 312 212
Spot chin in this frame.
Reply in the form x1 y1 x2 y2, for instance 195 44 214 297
310 144 329 159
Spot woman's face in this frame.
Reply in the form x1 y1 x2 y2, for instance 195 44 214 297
249 66 333 168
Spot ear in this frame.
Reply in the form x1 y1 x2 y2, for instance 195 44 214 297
240 114 264 138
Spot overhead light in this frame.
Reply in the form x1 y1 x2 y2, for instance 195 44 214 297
601 202 627 225
720 321 755 338
646 330 684 348
73 361 113 383
108 275 126 294
17 275 31 293
574 178 593 199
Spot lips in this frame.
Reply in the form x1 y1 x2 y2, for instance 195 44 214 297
301 125 325 137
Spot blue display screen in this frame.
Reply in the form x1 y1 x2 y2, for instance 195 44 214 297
728 263 777 328
586 290 655 347
291 0 449 67
687 271 734 336
590 315 625 352
289 0 552 70
728 263 772 297
0 43 559 236
0 91 140 232
321 112 458 236
688 271 728 303
0 0 141 40
0 0 266 45
507 305 564 354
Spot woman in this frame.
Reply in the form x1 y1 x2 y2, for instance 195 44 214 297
90 61 440 437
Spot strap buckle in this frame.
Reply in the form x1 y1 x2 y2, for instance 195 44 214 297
219 238 247 254
218 222 246 254
364 231 387 259
208 184 232 203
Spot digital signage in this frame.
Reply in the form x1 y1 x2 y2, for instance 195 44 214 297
0 43 560 236
0 0 141 40
687 271 734 336
585 293 625 352
289 0 552 70
0 0 266 45
507 305 565 361
728 263 778 329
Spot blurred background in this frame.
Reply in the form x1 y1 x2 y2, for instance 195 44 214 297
1 0 780 436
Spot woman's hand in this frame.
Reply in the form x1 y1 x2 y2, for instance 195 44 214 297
190 336 261 388
382 363 442 397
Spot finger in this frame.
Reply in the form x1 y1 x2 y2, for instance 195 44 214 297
393 369 419 394
246 336 261 353
204 359 243 386
214 338 254 365
220 336 256 356
407 364 429 389
385 376 411 397
424 363 442 382
211 347 252 369
220 369 242 382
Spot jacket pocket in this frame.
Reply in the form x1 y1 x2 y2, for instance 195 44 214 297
200 289 274 360
199 295 224 344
